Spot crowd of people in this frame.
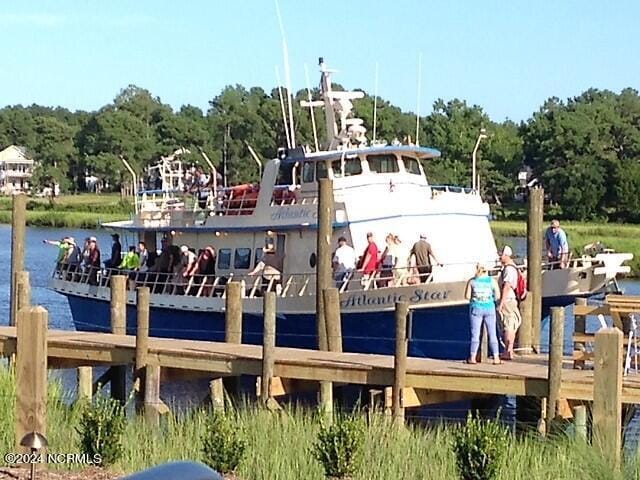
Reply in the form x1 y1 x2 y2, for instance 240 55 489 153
331 232 442 290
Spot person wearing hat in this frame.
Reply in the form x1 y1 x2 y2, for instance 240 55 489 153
544 219 569 269
465 264 501 364
498 245 522 360
105 233 122 270
43 236 72 265
249 243 284 294
409 233 441 283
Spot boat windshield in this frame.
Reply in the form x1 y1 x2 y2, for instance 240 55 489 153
367 154 399 173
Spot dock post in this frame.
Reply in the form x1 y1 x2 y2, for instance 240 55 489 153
221 281 243 399
518 295 533 354
135 286 150 412
573 298 587 369
527 187 544 352
16 271 31 313
15 306 47 451
573 405 587 441
393 302 409 427
547 306 564 423
10 193 26 329
593 328 623 469
110 275 127 405
261 292 276 407
317 177 334 420
144 364 161 426
323 288 343 353
77 367 93 401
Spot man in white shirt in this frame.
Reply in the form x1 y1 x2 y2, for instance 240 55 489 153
332 236 356 289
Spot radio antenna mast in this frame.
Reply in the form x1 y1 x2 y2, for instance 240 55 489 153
304 64 320 151
415 52 422 146
275 66 291 149
275 0 296 147
373 62 379 143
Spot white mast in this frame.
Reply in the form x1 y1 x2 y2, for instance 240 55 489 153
373 62 379 143
275 66 291 149
275 0 296 147
415 52 422 146
304 64 320 152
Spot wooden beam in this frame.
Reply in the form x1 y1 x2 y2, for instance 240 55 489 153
15 306 47 452
547 307 564 421
593 328 623 470
110 275 127 405
10 194 26 329
400 388 490 408
135 286 150 412
393 302 409 426
261 292 276 407
527 187 543 353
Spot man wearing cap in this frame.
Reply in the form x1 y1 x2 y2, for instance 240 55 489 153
498 245 522 360
357 232 380 284
105 233 122 270
332 236 356 289
545 219 569 269
410 234 441 283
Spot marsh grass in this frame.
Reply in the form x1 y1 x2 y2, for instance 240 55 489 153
0 366 639 479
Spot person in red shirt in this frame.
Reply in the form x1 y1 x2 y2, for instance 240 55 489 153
358 232 380 285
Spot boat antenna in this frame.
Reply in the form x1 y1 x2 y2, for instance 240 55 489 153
274 0 296 147
415 52 422 147
304 64 320 152
275 66 292 149
372 62 379 143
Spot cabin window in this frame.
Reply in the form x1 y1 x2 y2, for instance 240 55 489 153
344 158 362 176
234 248 251 269
367 154 399 173
218 248 231 269
402 156 422 175
316 161 328 180
254 247 264 266
276 162 294 185
302 162 314 183
331 160 343 178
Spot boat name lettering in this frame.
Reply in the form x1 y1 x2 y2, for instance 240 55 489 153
340 289 451 308
270 207 317 221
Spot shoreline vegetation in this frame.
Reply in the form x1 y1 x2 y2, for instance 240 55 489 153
1 194 639 276
0 367 636 479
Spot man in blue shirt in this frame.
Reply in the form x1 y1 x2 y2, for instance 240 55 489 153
545 219 569 269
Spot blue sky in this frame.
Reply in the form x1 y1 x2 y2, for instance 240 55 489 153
1 0 638 122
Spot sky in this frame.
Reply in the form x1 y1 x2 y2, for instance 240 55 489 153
0 0 638 122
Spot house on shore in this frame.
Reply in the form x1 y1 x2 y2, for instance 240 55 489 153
0 145 34 194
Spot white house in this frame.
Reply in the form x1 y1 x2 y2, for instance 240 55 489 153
0 145 34 194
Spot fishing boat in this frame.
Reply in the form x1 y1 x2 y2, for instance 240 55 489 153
49 60 632 360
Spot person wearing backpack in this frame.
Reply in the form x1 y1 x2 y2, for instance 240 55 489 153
498 245 522 360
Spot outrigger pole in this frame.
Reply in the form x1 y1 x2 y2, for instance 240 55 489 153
119 155 138 214
275 66 292 149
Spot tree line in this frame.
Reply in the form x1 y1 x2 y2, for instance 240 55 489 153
0 83 639 221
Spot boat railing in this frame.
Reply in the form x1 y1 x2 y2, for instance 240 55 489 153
51 254 610 300
270 185 318 207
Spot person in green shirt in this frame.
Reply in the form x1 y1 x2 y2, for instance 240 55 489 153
119 246 140 270
43 237 72 264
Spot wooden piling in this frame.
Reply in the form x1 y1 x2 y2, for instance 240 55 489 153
547 306 564 422
144 364 161 426
220 281 243 398
527 187 544 352
225 281 243 344
15 306 47 451
518 295 533 353
10 193 26 328
110 275 127 404
573 298 587 369
135 287 150 411
323 288 343 353
77 367 92 401
261 292 276 406
393 302 409 426
317 178 334 419
573 405 587 441
593 327 623 469
16 271 30 313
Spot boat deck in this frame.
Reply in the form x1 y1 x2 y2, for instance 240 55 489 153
2 326 640 403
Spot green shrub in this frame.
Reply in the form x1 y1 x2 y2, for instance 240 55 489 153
201 409 247 474
452 413 509 480
313 415 365 479
76 393 126 466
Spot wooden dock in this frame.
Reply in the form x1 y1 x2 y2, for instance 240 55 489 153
2 325 640 404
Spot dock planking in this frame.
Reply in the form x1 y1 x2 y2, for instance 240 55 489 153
2 325 640 404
